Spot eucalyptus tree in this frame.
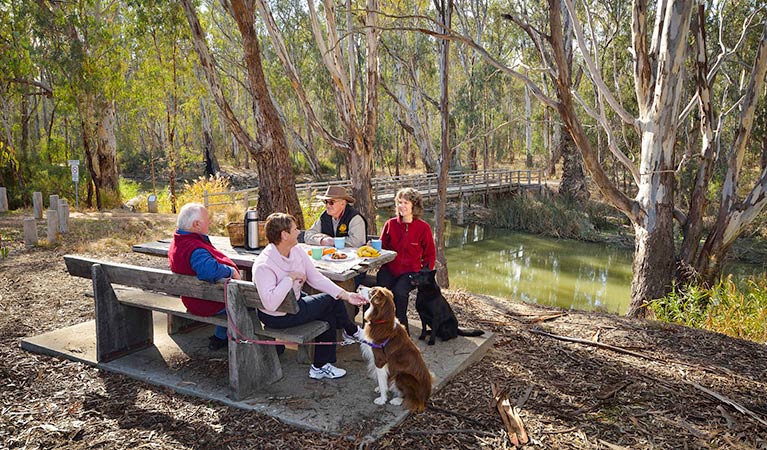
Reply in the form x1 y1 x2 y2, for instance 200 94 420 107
379 4 439 173
0 1 38 189
500 0 766 317
125 0 199 212
255 0 381 231
31 0 128 209
180 0 304 226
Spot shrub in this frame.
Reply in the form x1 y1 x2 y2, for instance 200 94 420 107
649 276 767 344
491 193 599 241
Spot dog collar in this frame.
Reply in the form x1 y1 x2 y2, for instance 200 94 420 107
362 337 390 349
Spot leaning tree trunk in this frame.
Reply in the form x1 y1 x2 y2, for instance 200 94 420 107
182 0 303 226
230 0 304 227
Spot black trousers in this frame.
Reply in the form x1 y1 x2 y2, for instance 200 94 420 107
376 266 415 334
257 293 356 367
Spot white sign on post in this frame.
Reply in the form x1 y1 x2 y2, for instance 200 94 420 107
68 160 80 181
68 160 80 208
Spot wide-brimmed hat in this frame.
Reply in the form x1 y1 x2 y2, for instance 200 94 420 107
316 186 355 204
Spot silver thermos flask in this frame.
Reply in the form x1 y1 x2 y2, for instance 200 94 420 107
244 209 259 250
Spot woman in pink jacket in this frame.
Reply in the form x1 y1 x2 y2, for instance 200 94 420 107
253 213 366 380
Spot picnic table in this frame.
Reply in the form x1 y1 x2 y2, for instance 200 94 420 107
132 235 396 288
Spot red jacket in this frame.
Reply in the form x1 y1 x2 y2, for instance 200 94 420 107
168 232 237 316
380 216 436 278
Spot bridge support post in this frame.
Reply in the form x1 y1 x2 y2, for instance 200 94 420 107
457 195 465 225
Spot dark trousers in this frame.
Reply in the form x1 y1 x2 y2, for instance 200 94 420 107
376 266 415 334
257 293 356 367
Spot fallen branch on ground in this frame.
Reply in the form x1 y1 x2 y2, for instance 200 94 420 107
689 382 767 427
526 312 568 324
529 328 664 362
491 382 529 446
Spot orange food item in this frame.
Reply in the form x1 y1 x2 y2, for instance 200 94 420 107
322 248 337 255
307 250 312 256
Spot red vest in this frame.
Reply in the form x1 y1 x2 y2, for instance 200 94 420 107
168 232 237 316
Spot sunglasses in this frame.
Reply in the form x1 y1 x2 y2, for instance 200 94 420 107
324 200 338 206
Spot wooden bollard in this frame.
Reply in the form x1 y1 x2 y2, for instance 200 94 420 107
46 210 59 244
58 200 69 233
0 187 7 212
33 192 43 219
23 217 37 248
49 194 59 212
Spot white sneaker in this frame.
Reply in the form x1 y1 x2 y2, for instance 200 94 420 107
342 326 364 345
309 363 347 379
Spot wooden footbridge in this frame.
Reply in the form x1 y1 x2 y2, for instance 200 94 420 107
204 168 544 210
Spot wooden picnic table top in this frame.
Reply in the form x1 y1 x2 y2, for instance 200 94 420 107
132 236 396 283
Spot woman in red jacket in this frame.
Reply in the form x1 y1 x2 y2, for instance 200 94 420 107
377 187 436 334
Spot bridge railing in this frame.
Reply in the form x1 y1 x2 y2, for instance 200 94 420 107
203 168 542 209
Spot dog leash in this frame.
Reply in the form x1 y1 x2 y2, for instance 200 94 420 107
223 278 358 347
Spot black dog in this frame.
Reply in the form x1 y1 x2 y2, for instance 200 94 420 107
410 269 484 345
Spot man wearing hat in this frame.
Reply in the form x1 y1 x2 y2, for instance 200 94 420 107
305 186 368 248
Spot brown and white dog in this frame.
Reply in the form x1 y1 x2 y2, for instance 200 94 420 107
360 287 432 413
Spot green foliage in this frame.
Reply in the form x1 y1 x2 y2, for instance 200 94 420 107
120 178 143 201
649 276 767 344
490 194 600 241
3 154 73 209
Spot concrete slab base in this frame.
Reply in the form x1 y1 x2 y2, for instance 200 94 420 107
21 312 493 441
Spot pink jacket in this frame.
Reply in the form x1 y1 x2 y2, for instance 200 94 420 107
252 244 343 316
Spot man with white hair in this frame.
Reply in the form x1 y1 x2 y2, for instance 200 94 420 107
168 203 241 351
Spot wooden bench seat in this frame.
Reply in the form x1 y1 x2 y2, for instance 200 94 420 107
64 254 329 400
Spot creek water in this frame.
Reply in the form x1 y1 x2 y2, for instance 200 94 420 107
442 222 634 314
375 214 763 315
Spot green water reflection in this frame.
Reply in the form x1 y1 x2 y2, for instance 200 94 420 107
442 222 634 314
374 212 764 314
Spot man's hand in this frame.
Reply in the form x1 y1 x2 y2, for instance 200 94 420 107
320 236 333 246
231 268 242 280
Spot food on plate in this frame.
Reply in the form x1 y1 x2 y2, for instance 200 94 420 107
331 252 348 260
322 247 337 256
356 245 380 258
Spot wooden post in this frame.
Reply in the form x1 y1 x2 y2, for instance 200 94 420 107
46 210 58 244
23 218 37 248
0 187 7 212
92 264 153 362
226 281 282 399
33 192 43 219
58 200 69 233
49 194 59 212
457 195 465 226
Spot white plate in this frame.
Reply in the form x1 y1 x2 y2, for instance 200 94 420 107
322 252 357 262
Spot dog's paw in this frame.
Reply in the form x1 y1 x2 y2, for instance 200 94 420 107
374 386 381 393
418 334 426 340
389 397 403 406
374 396 387 406
428 340 435 345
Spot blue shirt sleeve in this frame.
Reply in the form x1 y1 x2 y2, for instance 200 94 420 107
190 248 234 282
